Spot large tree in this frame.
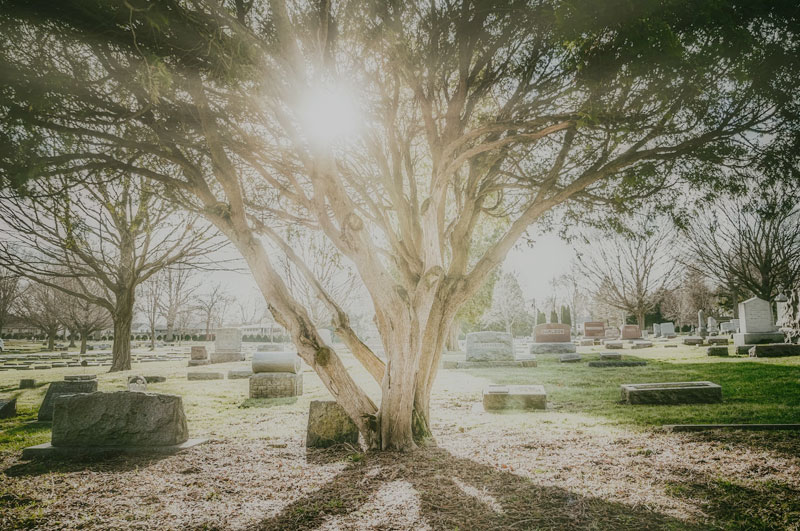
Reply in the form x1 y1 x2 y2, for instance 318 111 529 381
0 175 221 370
0 267 21 336
1 1 798 449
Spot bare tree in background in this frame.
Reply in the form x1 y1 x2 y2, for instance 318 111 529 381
682 195 800 313
137 275 164 351
194 282 233 338
660 269 716 328
578 223 678 329
0 175 223 370
483 272 529 335
17 282 62 350
59 281 112 354
555 264 588 333
0 267 21 336
160 266 199 342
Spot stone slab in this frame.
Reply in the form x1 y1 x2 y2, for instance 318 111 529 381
0 398 17 418
621 381 722 405
736 345 754 355
599 352 622 360
559 353 582 363
52 391 188 447
188 359 210 367
588 360 647 368
733 332 784 347
706 346 729 357
631 341 653 349
190 346 208 360
252 351 301 374
748 344 800 358
707 337 729 345
465 332 514 361
209 351 244 364
604 341 624 349
228 369 254 379
578 339 594 347
483 384 546 411
455 359 537 369
619 324 642 340
144 376 167 383
22 439 206 459
664 344 678 348
306 400 359 448
38 380 98 421
529 342 576 355
64 375 97 381
187 371 224 381
683 337 704 346
533 323 571 343
249 372 303 398
19 379 36 389
583 321 606 338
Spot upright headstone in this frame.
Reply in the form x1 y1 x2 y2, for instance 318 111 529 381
189 346 210 367
210 328 243 363
249 350 303 398
465 332 514 361
306 400 359 448
652 323 661 338
582 321 605 338
698 309 707 338
38 380 98 421
660 322 676 338
0 398 16 419
733 297 784 347
707 317 718 334
619 324 642 340
530 324 575 354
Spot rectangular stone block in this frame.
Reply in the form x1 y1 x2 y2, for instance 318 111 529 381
583 321 606 338
706 346 729 356
748 344 800 358
483 385 546 411
187 371 224 381
631 341 653 349
620 381 722 405
209 350 244 364
0 398 16 418
619 325 642 340
249 372 303 398
604 341 623 349
707 337 729 345
599 352 622 360
559 353 582 363
733 332 785 347
38 380 98 421
190 346 208 360
533 324 571 343
683 337 704 346
530 342 576 355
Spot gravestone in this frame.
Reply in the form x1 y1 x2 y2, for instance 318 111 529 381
190 346 208 360
733 297 784 347
19 379 36 389
228 369 253 379
187 371 224 381
38 380 98 421
599 352 622 360
210 328 243 363
559 353 582 363
256 343 282 352
482 384 546 411
698 309 707 337
250 350 303 398
707 346 729 357
144 375 166 383
127 375 148 392
652 323 661 338
51 391 188 447
306 400 359 448
466 332 514 361
748 344 800 358
0 398 16 419
578 339 594 346
683 337 704 346
631 340 653 349
619 324 642 340
707 317 719 334
719 322 736 334
604 340 624 349
707 337 729 345
530 324 575 355
660 322 676 338
583 321 605 338
620 381 722 405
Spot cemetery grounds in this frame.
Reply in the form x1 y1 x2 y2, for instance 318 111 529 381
1 339 799 530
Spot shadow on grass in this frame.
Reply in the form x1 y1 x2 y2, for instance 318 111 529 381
3 451 173 478
304 445 364 466
239 397 298 409
255 446 701 530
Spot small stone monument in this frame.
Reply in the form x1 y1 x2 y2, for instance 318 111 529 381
189 346 209 367
732 297 784 347
19 379 36 389
127 375 148 392
210 328 244 363
652 323 661 338
0 398 17 419
483 384 546 411
582 321 605 338
465 332 514 361
38 380 98 421
619 324 642 340
660 322 676 338
698 309 707 338
306 400 359 448
530 324 575 355
249 350 303 398
707 316 718 335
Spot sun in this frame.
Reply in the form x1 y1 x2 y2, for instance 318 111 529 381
296 85 361 147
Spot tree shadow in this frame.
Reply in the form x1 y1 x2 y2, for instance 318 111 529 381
239 397 299 409
252 446 704 530
3 451 173 478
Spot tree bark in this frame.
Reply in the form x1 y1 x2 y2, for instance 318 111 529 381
68 329 76 348
110 291 134 372
47 330 55 351
79 332 88 355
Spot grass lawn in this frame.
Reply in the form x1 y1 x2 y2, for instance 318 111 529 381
1 339 799 529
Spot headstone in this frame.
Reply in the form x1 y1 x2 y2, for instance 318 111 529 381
252 351 301 373
306 400 359 448
707 346 729 357
482 384 546 411
38 380 98 421
64 375 97 381
683 337 704 346
733 297 784 346
604 341 624 349
599 352 622 360
228 369 254 379
559 353 582 363
127 375 148 392
249 372 303 398
719 322 736 334
583 321 605 338
186 371 224 381
620 381 722 405
19 379 36 389
660 322 676 338
0 398 16 419
256 343 282 352
652 323 661 338
604 328 621 339
698 309 707 337
707 337 729 345
144 376 167 383
748 344 800 358
465 332 514 361
211 328 243 363
578 339 594 346
707 317 719 334
631 340 653 349
190 346 208 360
533 323 571 343
619 324 642 340
51 391 188 447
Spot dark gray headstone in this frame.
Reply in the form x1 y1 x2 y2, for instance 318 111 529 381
51 391 188 447
0 398 16 419
19 379 36 389
306 400 359 448
38 380 98 421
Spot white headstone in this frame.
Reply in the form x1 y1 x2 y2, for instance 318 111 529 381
738 297 776 333
215 328 242 351
707 316 718 333
660 322 676 336
652 323 661 337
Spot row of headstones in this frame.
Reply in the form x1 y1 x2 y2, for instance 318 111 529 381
483 380 723 411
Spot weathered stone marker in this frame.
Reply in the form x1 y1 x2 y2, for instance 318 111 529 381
683 337 704 346
631 340 653 349
228 369 253 379
51 391 188 447
127 375 148 392
38 380 98 421
604 341 624 349
144 375 167 383
733 297 784 347
620 381 722 405
306 400 359 448
706 346 729 357
189 346 209 367
210 328 243 363
466 331 515 361
599 352 622 360
589 360 647 368
186 371 224 381
19 379 35 389
0 398 16 419
707 337 729 345
559 353 582 363
249 351 303 398
64 375 97 381
619 324 642 340
748 344 800 358
483 384 546 411
530 324 576 354
583 321 606 338
652 323 661 338
660 322 676 338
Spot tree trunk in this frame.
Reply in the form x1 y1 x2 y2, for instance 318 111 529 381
68 329 76 348
110 291 134 372
166 317 175 342
444 320 460 352
79 333 88 355
47 330 55 351
150 324 156 351
637 311 645 330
